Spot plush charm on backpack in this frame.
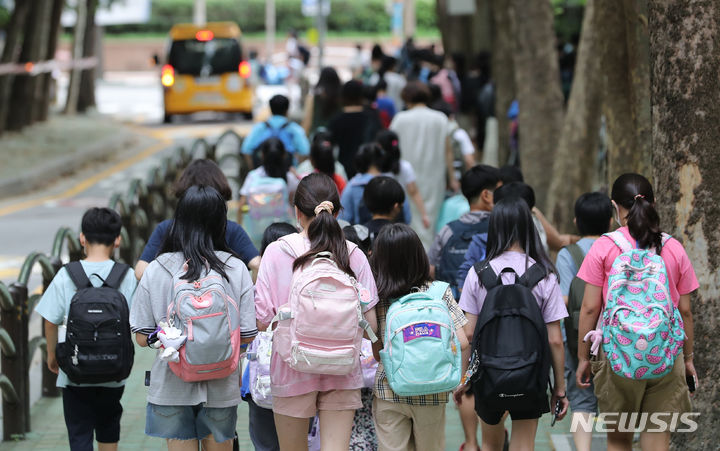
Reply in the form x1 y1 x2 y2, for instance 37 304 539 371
56 262 134 384
469 263 551 413
360 338 379 388
273 234 377 376
589 231 685 379
162 257 242 382
379 281 462 396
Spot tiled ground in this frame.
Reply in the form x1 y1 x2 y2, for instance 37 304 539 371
0 346 587 450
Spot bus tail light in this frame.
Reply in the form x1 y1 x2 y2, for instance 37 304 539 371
239 61 251 79
161 64 175 87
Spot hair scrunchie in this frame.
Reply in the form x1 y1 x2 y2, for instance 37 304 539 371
634 194 645 201
314 201 334 216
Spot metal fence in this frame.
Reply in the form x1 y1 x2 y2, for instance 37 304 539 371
0 130 246 440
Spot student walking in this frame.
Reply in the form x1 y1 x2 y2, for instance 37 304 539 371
370 223 469 451
130 185 257 450
575 174 698 451
457 197 569 451
254 173 379 451
36 208 137 451
556 192 612 451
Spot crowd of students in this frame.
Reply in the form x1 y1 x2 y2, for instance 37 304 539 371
34 55 699 451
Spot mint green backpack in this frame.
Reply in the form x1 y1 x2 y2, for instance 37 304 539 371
379 282 462 396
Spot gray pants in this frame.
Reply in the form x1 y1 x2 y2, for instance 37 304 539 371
248 397 279 451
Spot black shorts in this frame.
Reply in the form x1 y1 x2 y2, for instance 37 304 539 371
476 397 550 425
62 385 125 449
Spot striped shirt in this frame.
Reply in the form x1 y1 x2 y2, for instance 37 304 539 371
373 283 467 405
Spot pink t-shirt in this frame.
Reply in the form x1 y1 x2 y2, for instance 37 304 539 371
254 233 379 397
576 227 699 306
458 251 568 324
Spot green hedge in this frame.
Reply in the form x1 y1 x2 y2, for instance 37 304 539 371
106 0 436 35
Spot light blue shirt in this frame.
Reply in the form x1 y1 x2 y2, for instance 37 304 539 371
240 115 310 156
35 260 137 388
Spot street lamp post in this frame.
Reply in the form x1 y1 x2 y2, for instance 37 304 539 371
193 0 206 26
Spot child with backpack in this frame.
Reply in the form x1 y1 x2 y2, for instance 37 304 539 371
35 207 137 451
362 175 406 246
130 185 257 450
427 164 499 451
254 173 379 450
238 138 300 245
242 222 298 451
376 129 431 229
370 223 469 451
555 192 612 451
307 137 347 194
457 197 569 451
575 174 698 451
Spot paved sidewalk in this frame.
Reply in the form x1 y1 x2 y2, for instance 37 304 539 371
1 347 585 450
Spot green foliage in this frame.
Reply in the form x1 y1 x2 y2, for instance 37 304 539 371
106 0 436 35
0 5 10 31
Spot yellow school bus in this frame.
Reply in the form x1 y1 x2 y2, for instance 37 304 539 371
160 22 254 122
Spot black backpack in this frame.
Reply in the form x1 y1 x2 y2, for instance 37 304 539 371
469 262 551 414
436 219 489 290
56 262 135 384
562 244 586 359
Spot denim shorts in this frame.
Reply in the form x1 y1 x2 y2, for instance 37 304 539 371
145 403 237 442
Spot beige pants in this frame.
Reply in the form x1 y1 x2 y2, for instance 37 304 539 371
372 397 446 451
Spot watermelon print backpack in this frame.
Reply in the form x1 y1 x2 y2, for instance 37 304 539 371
590 231 685 379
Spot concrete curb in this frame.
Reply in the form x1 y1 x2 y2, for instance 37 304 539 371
0 131 139 200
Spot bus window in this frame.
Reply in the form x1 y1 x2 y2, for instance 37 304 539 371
168 38 242 77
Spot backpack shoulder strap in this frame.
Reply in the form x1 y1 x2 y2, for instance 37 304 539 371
604 230 633 252
426 281 449 299
519 263 547 289
565 243 585 270
474 262 498 290
264 120 273 130
279 120 292 130
103 263 131 289
65 262 92 290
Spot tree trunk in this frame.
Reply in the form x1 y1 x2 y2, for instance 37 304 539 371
649 1 720 448
546 0 602 232
28 0 53 123
5 0 49 132
65 0 88 115
77 0 98 113
508 0 564 209
489 0 515 165
0 1 31 135
36 0 65 122
435 0 491 62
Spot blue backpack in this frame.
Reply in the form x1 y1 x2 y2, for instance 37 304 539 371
379 282 462 396
436 219 489 295
599 231 685 379
251 120 296 167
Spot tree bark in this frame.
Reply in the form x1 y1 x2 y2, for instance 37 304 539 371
65 0 88 115
436 0 491 62
546 0 602 232
0 0 31 135
649 1 720 448
36 0 65 122
5 0 50 132
508 0 564 209
489 0 515 165
77 0 98 113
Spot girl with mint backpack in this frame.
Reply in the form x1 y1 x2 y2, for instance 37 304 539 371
575 173 699 451
369 223 469 451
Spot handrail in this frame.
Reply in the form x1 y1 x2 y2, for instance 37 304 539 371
0 375 19 405
0 329 16 358
17 252 56 287
51 227 81 260
0 283 13 312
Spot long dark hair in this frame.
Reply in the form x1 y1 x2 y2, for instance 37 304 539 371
370 224 431 300
310 138 335 177
260 138 289 179
484 197 556 276
314 67 341 117
375 129 401 175
611 173 662 250
292 173 354 277
160 185 233 281
173 159 232 201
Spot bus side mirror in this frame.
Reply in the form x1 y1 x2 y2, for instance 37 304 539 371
152 54 160 66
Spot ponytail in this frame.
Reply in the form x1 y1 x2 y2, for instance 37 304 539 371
292 173 355 277
610 173 663 251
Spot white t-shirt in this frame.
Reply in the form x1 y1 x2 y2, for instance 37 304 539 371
453 128 475 156
382 159 416 188
239 167 300 197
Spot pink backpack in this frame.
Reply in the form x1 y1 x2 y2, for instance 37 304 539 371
273 234 377 375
